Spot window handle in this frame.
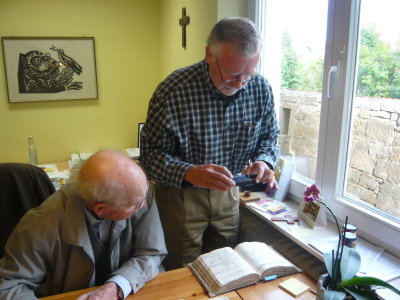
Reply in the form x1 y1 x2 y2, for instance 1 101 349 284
326 65 338 98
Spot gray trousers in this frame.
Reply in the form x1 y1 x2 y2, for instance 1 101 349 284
155 183 240 270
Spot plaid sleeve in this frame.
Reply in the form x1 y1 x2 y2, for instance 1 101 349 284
140 92 192 188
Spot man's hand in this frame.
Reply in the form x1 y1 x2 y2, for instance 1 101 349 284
184 164 235 191
246 161 279 193
76 282 121 300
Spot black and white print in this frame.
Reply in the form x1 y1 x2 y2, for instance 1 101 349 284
2 37 98 102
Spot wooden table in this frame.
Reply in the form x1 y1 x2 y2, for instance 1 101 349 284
237 272 317 300
40 268 317 300
40 268 241 300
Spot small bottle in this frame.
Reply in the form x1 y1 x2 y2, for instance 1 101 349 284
343 232 357 248
342 223 357 235
28 136 38 165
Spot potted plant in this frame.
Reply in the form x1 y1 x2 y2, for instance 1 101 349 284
303 184 400 300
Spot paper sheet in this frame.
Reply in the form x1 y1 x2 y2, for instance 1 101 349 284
289 227 314 237
308 236 392 276
126 148 140 159
363 251 400 281
36 163 60 179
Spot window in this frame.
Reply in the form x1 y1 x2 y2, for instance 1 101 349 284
256 0 400 256
345 0 400 222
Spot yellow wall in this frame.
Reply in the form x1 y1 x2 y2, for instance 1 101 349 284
218 0 249 19
0 0 246 164
0 0 160 163
158 0 217 78
157 0 249 79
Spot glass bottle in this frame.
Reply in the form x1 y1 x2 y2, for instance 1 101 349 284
28 136 38 165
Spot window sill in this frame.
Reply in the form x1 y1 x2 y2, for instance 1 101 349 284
243 195 400 294
244 197 334 263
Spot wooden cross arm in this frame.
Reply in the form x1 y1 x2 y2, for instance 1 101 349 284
179 16 190 26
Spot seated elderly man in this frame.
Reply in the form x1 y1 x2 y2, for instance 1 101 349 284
0 150 167 300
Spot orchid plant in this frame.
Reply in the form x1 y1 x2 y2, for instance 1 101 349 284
303 184 400 300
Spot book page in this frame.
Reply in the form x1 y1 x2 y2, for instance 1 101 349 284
234 242 299 277
195 247 258 287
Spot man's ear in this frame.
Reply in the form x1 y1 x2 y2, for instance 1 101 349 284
205 46 213 64
92 202 107 218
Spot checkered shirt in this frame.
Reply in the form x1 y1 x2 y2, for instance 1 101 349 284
140 60 280 188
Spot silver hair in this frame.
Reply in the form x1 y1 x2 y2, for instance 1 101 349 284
73 166 142 208
207 17 262 57
78 175 130 207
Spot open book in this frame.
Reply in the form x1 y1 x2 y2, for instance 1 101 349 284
188 241 301 296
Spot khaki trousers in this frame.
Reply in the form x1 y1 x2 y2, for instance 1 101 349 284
155 183 240 270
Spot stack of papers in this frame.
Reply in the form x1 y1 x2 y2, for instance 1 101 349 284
36 163 60 180
36 164 70 190
368 251 400 282
68 153 93 169
308 236 400 281
79 153 93 160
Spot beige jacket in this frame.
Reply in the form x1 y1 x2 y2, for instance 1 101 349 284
0 183 167 300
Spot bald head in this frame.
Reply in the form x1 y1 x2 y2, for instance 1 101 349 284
78 150 148 209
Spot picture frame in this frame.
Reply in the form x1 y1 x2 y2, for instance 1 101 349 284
298 199 321 228
138 122 145 148
271 156 295 202
1 37 98 102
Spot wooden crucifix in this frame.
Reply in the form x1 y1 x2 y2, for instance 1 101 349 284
179 7 190 49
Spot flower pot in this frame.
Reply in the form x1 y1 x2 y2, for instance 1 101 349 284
316 274 355 300
316 273 385 300
316 273 330 300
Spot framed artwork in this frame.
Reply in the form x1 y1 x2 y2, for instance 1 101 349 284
1 37 98 102
138 122 145 148
298 199 321 228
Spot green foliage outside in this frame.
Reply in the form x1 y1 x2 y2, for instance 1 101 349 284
281 27 400 99
357 28 400 98
281 30 305 90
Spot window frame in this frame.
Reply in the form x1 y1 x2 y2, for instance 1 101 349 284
256 0 400 257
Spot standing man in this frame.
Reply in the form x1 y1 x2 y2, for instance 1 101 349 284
0 150 167 299
140 17 280 270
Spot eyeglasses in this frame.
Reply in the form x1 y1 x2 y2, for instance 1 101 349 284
215 58 255 84
131 198 146 212
116 197 147 215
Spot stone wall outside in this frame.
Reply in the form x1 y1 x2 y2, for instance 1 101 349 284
279 88 400 218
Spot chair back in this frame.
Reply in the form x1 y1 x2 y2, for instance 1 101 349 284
0 163 55 258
